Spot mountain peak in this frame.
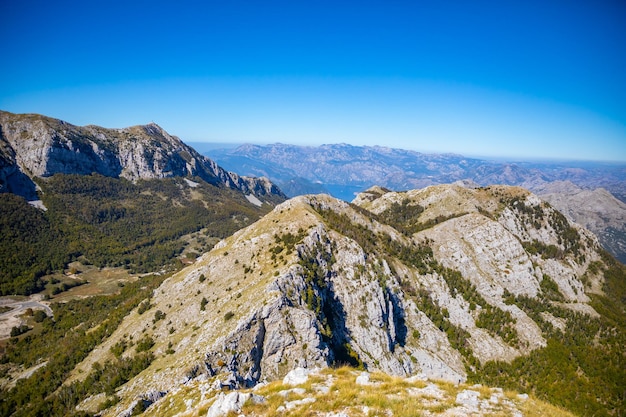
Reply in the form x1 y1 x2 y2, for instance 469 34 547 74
0 110 286 201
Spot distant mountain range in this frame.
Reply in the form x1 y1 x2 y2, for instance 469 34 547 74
205 143 626 263
204 143 626 202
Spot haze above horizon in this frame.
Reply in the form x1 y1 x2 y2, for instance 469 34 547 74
1 1 625 162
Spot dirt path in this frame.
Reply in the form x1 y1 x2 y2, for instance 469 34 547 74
0 295 53 339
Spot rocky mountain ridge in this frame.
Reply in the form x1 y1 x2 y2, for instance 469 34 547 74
0 111 284 202
45 184 624 416
0 111 287 295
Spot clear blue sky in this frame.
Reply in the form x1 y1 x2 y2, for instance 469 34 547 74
1 0 625 161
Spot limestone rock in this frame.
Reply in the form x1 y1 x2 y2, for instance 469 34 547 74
456 389 481 408
206 391 265 417
0 110 285 201
283 367 314 386
355 372 371 385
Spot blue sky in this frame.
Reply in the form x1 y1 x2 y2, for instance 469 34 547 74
1 0 625 161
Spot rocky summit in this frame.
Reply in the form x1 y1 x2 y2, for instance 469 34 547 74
40 183 623 416
0 111 284 201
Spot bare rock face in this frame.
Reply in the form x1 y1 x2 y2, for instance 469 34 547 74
201 220 428 388
0 111 285 200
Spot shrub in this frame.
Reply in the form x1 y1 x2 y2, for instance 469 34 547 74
153 310 165 323
33 310 47 323
110 340 128 358
10 325 30 337
135 336 155 353
137 300 151 314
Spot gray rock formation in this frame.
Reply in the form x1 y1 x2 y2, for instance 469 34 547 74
206 391 265 417
0 110 285 200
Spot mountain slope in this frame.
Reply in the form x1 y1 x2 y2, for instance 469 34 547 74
4 184 622 416
0 111 287 294
533 181 626 264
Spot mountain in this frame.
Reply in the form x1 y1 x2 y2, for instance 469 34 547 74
205 142 626 264
533 181 626 264
0 111 286 294
0 111 283 202
205 143 626 202
3 184 623 416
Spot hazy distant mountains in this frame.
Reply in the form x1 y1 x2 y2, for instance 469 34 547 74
205 143 626 202
205 142 626 263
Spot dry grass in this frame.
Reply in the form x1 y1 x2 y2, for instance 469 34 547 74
214 367 576 417
45 262 137 301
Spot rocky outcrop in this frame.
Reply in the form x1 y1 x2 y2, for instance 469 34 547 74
206 391 265 417
202 222 423 387
0 110 285 201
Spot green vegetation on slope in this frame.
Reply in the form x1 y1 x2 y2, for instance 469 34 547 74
0 173 275 295
316 201 625 416
0 273 167 417
0 193 67 294
474 252 626 416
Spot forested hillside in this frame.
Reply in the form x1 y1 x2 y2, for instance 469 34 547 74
0 173 280 295
0 111 286 295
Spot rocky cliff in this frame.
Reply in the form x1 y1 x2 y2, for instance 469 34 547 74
0 111 285 201
60 183 620 416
